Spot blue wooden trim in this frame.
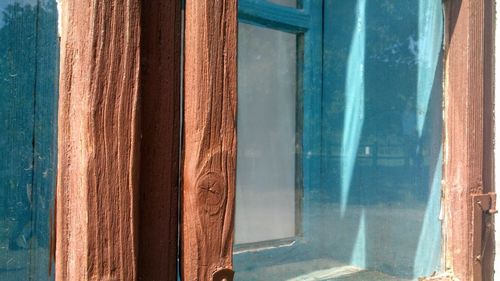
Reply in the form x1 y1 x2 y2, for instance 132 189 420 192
300 0 323 241
238 0 310 32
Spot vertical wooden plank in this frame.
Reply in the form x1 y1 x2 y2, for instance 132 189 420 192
56 1 141 280
443 0 492 279
138 1 182 280
481 0 496 279
182 0 238 280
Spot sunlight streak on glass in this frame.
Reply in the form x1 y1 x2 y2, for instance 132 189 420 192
340 0 366 216
417 0 443 137
413 148 443 278
350 209 366 268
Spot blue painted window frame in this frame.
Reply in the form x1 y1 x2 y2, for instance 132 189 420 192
234 0 323 269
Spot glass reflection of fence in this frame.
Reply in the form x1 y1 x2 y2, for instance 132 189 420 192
324 141 429 203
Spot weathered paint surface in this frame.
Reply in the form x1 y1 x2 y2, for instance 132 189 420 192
56 1 141 280
182 0 238 280
0 0 58 280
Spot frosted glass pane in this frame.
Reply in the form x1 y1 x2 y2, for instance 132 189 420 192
268 0 296 8
235 23 297 245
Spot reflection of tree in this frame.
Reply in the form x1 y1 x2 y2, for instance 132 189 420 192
320 0 443 278
325 0 420 140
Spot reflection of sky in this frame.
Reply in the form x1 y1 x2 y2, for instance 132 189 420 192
0 0 38 26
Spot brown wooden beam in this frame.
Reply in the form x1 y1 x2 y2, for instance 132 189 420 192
481 0 496 278
138 1 182 280
56 1 141 280
181 0 238 280
443 0 494 279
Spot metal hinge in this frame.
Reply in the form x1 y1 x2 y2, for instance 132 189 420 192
471 192 497 281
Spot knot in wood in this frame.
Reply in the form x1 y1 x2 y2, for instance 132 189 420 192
196 172 226 215
212 268 234 281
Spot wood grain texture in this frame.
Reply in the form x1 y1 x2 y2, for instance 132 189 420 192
181 0 238 280
138 1 182 280
56 1 141 280
443 0 493 279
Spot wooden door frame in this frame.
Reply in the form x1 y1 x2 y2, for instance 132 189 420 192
442 0 496 280
54 0 495 280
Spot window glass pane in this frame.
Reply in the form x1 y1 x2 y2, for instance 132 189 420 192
267 0 297 8
236 23 297 245
235 0 444 280
0 1 58 280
